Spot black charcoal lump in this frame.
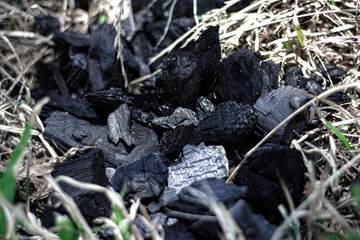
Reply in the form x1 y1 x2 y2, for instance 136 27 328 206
107 104 132 145
152 107 199 129
156 27 220 108
215 49 263 104
190 101 257 145
234 144 306 217
167 143 229 193
111 153 168 199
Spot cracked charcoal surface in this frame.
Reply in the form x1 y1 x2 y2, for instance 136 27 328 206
234 144 306 218
111 153 168 199
107 104 132 145
190 101 257 145
44 111 127 165
215 49 263 104
254 86 308 144
159 125 195 160
168 143 229 193
156 27 220 108
152 107 199 129
195 96 215 121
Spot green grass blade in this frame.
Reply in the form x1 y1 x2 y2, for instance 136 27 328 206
294 25 305 47
323 118 352 150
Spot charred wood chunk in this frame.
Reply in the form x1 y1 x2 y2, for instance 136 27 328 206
156 27 220 108
215 49 263 104
284 66 323 95
261 61 280 97
52 30 90 49
51 149 110 223
44 111 128 165
254 86 308 144
152 107 199 129
111 153 168 199
315 60 347 83
190 101 257 145
168 143 229 193
33 14 60 36
233 144 306 219
165 178 248 240
108 104 132 145
195 96 215 121
159 125 195 160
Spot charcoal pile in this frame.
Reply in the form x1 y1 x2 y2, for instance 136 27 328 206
31 1 351 239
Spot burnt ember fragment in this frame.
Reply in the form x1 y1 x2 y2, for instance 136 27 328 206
152 107 199 129
233 144 306 218
44 111 128 164
159 125 195 160
190 101 257 145
107 104 132 145
51 149 110 223
156 26 220 108
111 153 168 199
261 61 280 97
315 60 347 83
254 86 308 144
168 143 229 193
215 49 263 104
33 14 60 36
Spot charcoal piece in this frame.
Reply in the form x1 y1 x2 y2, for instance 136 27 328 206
136 213 167 238
131 32 154 60
165 178 247 240
315 60 347 83
159 125 195 160
284 66 310 90
88 57 106 91
156 27 220 108
152 107 199 129
261 61 280 97
160 187 179 207
305 80 323 95
75 0 90 10
164 221 197 240
131 108 156 127
168 143 229 193
190 101 257 145
122 10 153 42
111 153 168 199
33 14 60 36
131 92 174 116
233 144 306 217
107 104 132 145
51 149 110 222
254 86 308 144
33 62 57 100
131 0 152 13
52 60 70 97
215 49 263 104
195 96 215 121
45 91 98 121
44 111 128 164
52 30 90 49
326 92 351 105
229 200 275 240
59 47 88 92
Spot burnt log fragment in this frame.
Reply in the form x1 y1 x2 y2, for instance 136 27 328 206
190 101 257 145
233 144 306 219
159 125 195 160
215 49 263 104
51 149 111 223
111 152 168 199
168 143 229 193
254 86 308 144
156 26 220 108
33 14 60 36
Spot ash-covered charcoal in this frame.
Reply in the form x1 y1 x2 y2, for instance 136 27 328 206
190 101 257 145
315 60 347 83
168 143 229 193
152 107 199 129
44 91 98 121
159 125 195 160
233 144 306 218
59 47 89 93
261 61 280 97
254 86 308 144
33 14 60 36
111 152 168 199
52 30 90 49
44 111 128 164
107 104 132 145
229 200 276 240
156 27 220 108
195 96 215 121
215 49 263 104
51 149 111 223
165 178 247 240
305 79 323 95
